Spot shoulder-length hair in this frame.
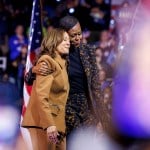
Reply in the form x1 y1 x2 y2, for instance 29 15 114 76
38 28 66 59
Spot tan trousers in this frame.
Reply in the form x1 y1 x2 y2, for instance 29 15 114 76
29 128 66 150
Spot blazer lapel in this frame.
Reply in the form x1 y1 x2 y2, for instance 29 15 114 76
79 44 97 118
79 44 91 80
54 54 66 69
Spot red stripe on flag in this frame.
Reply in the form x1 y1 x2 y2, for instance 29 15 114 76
30 51 36 65
21 102 26 117
25 84 32 96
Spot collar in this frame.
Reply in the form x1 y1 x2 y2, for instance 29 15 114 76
70 44 82 52
54 53 66 69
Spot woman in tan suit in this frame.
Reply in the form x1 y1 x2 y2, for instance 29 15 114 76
22 28 70 150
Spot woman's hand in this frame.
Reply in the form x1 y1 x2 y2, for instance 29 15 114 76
47 126 59 144
32 62 50 75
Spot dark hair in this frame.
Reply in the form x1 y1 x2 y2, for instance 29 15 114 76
59 15 79 31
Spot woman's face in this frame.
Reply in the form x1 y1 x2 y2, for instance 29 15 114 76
99 69 106 81
56 32 70 55
67 22 82 47
100 30 109 42
95 48 102 63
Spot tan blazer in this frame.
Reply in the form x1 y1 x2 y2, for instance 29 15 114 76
22 54 69 133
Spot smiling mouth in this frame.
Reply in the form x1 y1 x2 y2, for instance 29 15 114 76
65 47 70 49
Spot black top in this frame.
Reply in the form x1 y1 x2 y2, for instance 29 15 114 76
68 46 88 94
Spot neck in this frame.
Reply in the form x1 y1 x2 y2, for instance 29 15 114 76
61 54 68 59
55 51 68 59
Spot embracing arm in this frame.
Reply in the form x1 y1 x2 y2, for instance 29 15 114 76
24 61 50 85
24 67 36 85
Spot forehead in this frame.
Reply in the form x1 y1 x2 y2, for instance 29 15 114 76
68 23 82 35
96 49 102 54
101 31 109 36
63 32 69 37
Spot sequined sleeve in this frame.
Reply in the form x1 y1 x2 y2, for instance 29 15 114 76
24 67 36 85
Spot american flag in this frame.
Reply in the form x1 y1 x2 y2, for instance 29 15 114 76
21 0 43 149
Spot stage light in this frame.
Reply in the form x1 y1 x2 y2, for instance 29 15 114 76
69 8 75 14
110 19 115 25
